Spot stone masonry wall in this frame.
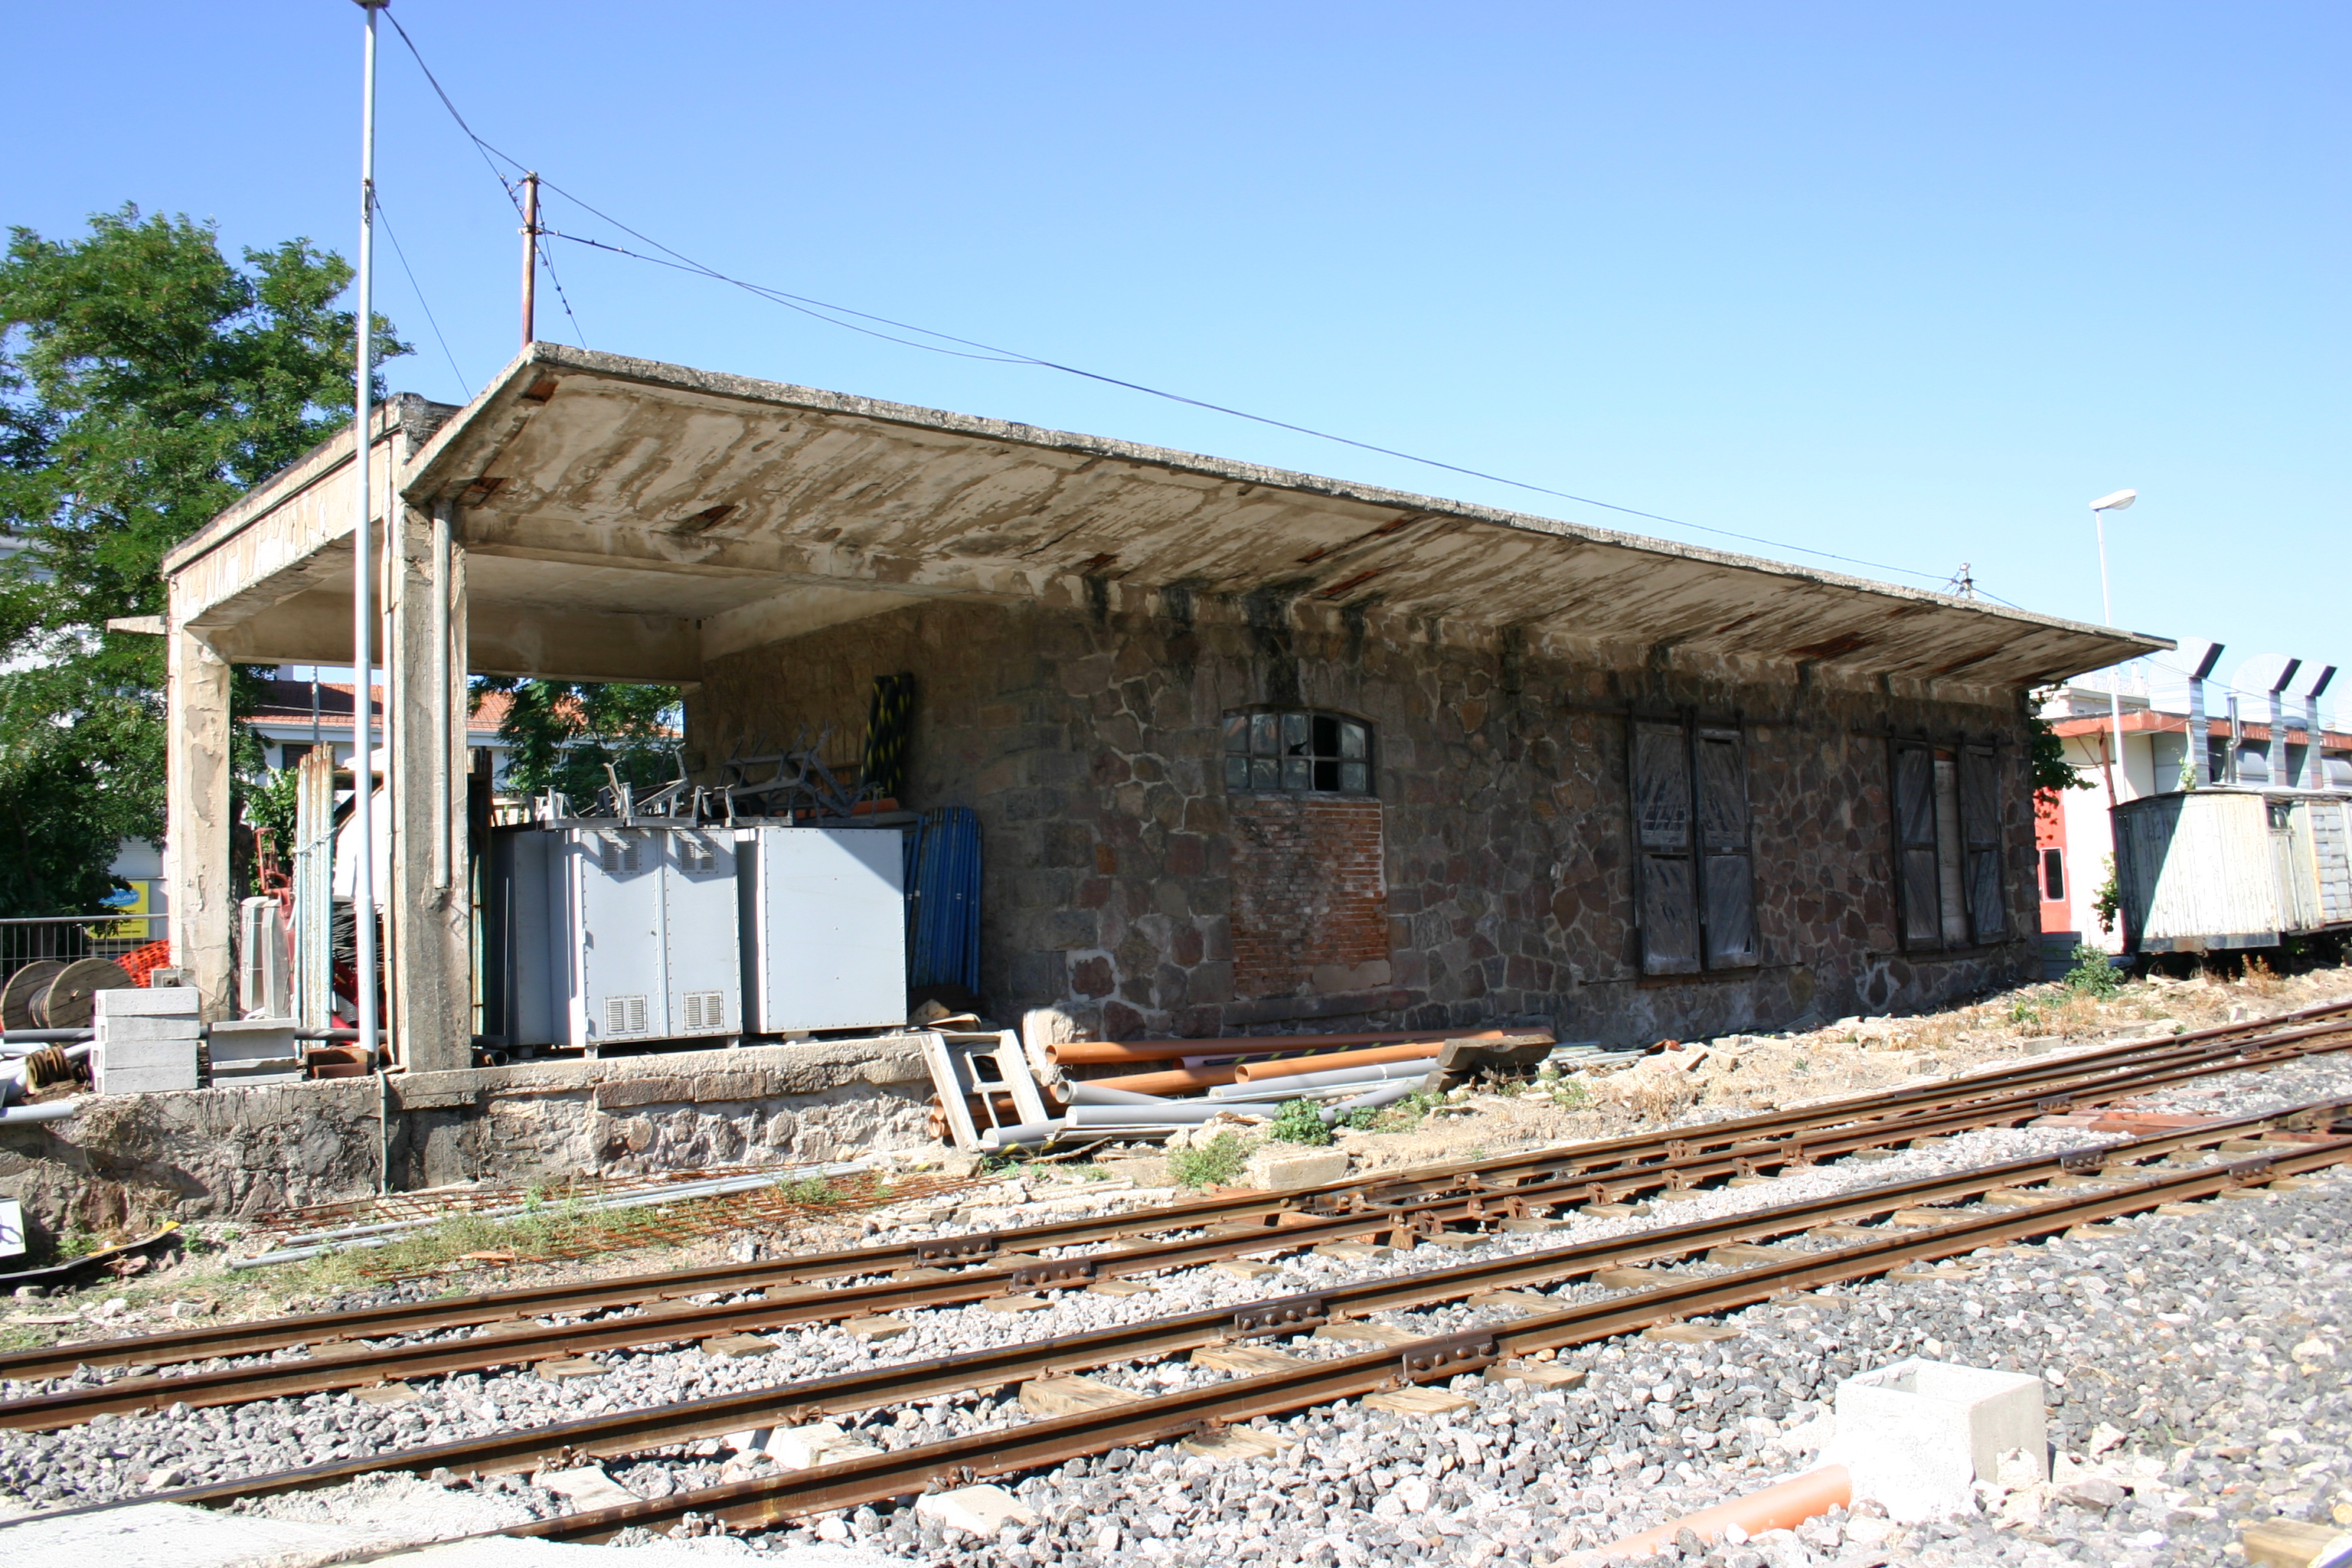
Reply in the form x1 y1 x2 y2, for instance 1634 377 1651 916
689 592 2042 1049
0 1040 939 1237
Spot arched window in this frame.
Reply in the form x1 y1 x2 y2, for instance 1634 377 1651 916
1221 708 1374 795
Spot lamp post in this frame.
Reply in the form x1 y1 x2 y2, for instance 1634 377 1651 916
2089 488 2137 802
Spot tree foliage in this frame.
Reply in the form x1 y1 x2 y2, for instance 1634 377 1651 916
2027 702 2088 797
0 205 403 914
475 678 682 805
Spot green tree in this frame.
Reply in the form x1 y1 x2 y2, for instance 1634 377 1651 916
2027 701 2089 797
0 205 403 914
475 678 682 805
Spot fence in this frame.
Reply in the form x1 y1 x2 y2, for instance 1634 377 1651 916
0 913 171 984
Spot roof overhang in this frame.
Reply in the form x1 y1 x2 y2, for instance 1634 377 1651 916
167 342 2170 688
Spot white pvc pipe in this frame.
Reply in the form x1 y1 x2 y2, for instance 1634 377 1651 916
1205 1057 1437 1097
1067 1082 1173 1107
0 1098 86 1125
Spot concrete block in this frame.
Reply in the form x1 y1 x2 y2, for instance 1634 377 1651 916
1241 1146 1351 1191
1098 1155 1171 1186
97 1037 201 1070
95 1060 200 1095
1593 1266 1661 1289
701 1333 776 1358
93 987 199 1018
979 1294 1049 1314
1314 1240 1393 1259
535 1357 608 1382
916 1483 1037 1537
1831 1357 2047 1523
207 1020 298 1062
1467 1289 1554 1315
1085 1279 1156 1298
2242 1518 2352 1568
842 1315 910 1341
95 1014 203 1044
1211 1259 1279 1281
1485 1359 1587 1389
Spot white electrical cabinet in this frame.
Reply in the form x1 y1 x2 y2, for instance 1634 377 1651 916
743 825 907 1034
491 821 903 1051
537 825 742 1051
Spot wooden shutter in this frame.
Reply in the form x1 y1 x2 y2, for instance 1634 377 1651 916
1631 720 1699 975
1892 741 1943 950
1695 727 1758 969
1960 745 2007 943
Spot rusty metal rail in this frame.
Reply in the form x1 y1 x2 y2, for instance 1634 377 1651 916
0 1001 2342 1400
487 1130 2352 1544
9 999 2344 1392
41 1097 2349 1512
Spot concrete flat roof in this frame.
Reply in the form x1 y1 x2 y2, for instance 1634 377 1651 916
166 342 2168 687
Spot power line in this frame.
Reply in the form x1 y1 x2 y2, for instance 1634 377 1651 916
372 194 471 398
386 14 2039 603
534 236 589 349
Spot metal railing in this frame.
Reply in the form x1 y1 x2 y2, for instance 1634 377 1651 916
0 913 170 983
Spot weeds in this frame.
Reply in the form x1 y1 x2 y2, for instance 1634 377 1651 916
2065 944 2123 998
1168 1131 1253 1188
1267 1100 1333 1146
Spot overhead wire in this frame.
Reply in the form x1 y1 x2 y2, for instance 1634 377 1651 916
388 11 2047 606
372 194 471 398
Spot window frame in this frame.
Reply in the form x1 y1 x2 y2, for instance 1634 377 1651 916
1627 710 1759 977
1220 706 1377 798
1890 738 2011 952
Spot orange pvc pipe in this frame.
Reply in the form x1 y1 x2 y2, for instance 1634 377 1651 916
1591 1465 1851 1560
1081 1063 1242 1096
1048 1029 1507 1067
1234 1040 1473 1083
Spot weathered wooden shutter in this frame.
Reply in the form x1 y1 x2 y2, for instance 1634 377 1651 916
1631 720 1699 975
1695 727 1758 969
1960 745 2007 943
1892 741 1943 949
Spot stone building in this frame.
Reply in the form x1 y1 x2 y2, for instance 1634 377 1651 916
161 345 2161 1094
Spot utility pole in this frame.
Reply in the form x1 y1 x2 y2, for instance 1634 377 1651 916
520 172 541 348
349 0 386 1067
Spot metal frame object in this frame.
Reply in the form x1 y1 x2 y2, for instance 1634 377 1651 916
548 824 741 1053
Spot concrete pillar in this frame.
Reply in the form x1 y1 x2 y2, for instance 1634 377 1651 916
387 497 473 1073
164 619 234 1020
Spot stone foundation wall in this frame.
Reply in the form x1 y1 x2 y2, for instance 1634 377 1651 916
0 1037 938 1238
691 592 2040 1047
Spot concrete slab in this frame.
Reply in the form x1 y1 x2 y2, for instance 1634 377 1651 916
1241 1148 1351 1191
843 1315 910 1340
1466 1289 1555 1315
1644 1324 1743 1344
1592 1266 1661 1289
1312 1240 1393 1259
1084 1279 1155 1298
978 1295 1048 1315
1210 1260 1279 1281
765 1420 886 1469
353 1382 421 1406
0 1501 366 1568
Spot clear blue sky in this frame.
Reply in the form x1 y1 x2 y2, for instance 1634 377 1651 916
8 3 2344 712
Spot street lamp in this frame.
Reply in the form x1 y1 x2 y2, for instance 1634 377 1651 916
2090 489 2137 800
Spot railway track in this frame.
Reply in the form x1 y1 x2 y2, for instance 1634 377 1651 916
10 997 2346 1398
456 1123 2352 1544
40 1095 2352 1520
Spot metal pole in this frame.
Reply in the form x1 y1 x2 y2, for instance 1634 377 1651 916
351 0 386 1066
2095 505 2125 803
520 172 541 348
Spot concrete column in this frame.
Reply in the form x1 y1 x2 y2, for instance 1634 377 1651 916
387 497 473 1073
164 618 234 1019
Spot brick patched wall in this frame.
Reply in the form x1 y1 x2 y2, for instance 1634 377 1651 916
1230 796 1389 1001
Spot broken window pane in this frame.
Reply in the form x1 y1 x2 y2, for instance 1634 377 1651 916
1282 711 1309 753
1224 709 1376 796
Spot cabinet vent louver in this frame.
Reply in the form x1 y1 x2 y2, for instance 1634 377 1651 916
599 836 642 875
679 838 716 874
681 991 726 1031
603 995 650 1036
